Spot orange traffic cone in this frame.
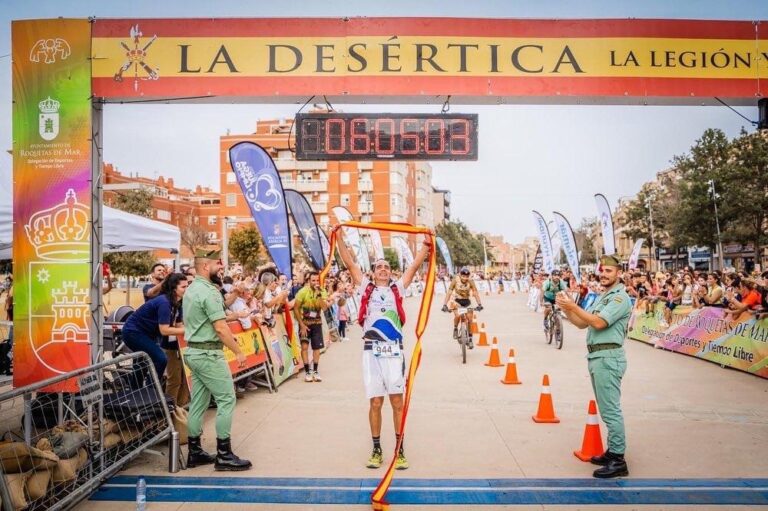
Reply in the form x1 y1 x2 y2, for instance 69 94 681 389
574 400 604 461
532 374 560 423
477 323 489 347
500 349 521 384
470 312 478 334
484 337 504 367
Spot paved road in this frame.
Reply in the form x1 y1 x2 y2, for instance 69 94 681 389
82 292 768 510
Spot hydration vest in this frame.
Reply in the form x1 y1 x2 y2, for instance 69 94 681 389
358 281 406 327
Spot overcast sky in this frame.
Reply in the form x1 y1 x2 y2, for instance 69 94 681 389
1 0 767 244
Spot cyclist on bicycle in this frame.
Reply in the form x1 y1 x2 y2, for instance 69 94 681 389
441 268 484 343
542 270 567 329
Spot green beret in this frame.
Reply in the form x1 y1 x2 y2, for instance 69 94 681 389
599 254 621 268
195 248 221 260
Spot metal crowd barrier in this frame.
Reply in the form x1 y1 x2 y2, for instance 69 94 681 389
0 352 178 511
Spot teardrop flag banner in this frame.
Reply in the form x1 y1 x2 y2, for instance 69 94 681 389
369 229 386 260
553 211 581 283
629 238 645 269
285 189 325 269
332 205 372 272
532 211 555 273
229 142 292 281
594 193 616 255
320 220 436 511
435 236 454 275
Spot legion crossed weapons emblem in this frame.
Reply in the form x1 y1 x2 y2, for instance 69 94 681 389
114 24 159 91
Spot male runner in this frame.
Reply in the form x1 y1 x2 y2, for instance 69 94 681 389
335 230 431 470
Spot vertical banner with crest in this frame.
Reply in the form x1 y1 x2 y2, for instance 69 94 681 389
229 142 293 281
594 193 616 255
285 189 325 270
12 19 93 391
552 211 581 283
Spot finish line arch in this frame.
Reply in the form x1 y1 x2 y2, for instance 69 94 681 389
10 15 768 389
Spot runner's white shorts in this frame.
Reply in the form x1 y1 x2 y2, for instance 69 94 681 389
363 351 405 399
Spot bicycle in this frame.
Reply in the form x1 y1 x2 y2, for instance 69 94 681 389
543 303 564 350
444 304 482 364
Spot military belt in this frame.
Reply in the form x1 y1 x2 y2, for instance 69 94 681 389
187 341 223 351
587 343 622 354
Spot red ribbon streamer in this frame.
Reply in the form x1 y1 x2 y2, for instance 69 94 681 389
320 221 436 511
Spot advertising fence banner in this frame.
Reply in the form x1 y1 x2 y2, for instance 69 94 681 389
178 322 269 387
262 312 303 386
12 19 93 391
229 142 293 281
628 303 768 379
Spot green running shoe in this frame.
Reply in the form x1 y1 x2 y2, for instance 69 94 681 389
395 451 409 470
366 448 383 469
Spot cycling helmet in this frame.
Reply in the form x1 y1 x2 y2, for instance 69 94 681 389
459 268 470 276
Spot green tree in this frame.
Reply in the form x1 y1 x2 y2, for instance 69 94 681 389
179 216 211 256
435 220 486 268
228 226 263 272
721 128 768 263
383 247 401 272
667 128 732 254
104 189 156 304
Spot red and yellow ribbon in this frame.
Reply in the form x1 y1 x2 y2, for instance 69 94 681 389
320 221 436 511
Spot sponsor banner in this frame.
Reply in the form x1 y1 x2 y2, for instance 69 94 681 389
332 206 371 272
91 18 768 101
553 211 581 283
628 303 768 379
262 312 303 386
285 189 325 270
229 142 293 281
178 322 269 387
629 239 645 269
12 19 93 391
476 280 489 293
594 193 616 255
435 236 454 275
532 211 555 273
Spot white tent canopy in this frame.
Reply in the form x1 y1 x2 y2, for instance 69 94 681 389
0 203 181 259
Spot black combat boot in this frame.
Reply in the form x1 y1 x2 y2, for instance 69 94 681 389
186 436 215 468
214 437 252 471
593 454 629 479
590 450 618 466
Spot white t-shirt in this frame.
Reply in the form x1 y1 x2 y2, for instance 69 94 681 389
229 297 252 330
263 288 276 320
357 277 405 343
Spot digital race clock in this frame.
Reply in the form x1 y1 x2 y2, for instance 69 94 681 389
294 113 478 161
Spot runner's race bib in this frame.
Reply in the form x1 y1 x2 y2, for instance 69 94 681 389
372 341 401 358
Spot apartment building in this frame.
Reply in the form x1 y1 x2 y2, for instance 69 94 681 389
219 118 437 248
103 163 220 259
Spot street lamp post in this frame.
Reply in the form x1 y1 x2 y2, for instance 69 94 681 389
708 179 725 271
645 194 657 272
